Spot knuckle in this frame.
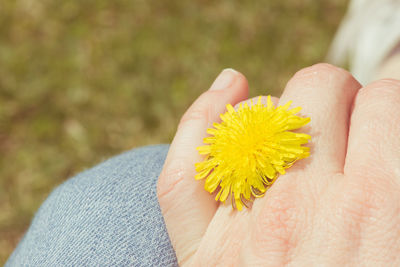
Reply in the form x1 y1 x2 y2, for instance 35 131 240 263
287 63 358 98
178 92 212 130
340 176 400 224
157 160 187 205
253 189 301 256
331 179 400 257
371 78 400 88
355 79 400 121
179 106 207 127
342 184 379 221
358 79 400 104
292 63 350 82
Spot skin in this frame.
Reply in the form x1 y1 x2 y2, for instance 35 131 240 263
157 63 400 266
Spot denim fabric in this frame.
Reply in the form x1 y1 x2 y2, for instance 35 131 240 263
6 145 178 267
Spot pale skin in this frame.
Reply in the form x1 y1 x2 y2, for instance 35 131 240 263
157 63 400 266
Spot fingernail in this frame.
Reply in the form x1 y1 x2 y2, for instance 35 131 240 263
209 68 238 91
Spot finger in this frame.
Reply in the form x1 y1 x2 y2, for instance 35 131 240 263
279 63 361 174
249 64 361 263
345 79 400 180
157 69 249 264
188 95 281 263
338 81 400 266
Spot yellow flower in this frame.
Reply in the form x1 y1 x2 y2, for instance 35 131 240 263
195 96 311 210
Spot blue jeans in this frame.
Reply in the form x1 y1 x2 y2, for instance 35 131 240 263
6 145 178 266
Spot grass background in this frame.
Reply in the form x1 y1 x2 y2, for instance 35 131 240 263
0 0 348 263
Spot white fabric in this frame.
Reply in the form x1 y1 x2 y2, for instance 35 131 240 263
328 0 400 84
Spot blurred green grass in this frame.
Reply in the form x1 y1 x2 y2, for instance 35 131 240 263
0 0 348 263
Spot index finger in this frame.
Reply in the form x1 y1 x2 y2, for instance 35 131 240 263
157 69 249 264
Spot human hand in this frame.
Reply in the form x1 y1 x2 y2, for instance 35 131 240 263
157 64 400 266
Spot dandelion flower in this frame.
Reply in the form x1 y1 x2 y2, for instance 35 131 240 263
195 96 311 210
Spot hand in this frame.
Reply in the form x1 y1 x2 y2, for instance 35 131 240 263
157 64 400 266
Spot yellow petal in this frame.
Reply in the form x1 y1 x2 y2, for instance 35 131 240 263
195 95 311 210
